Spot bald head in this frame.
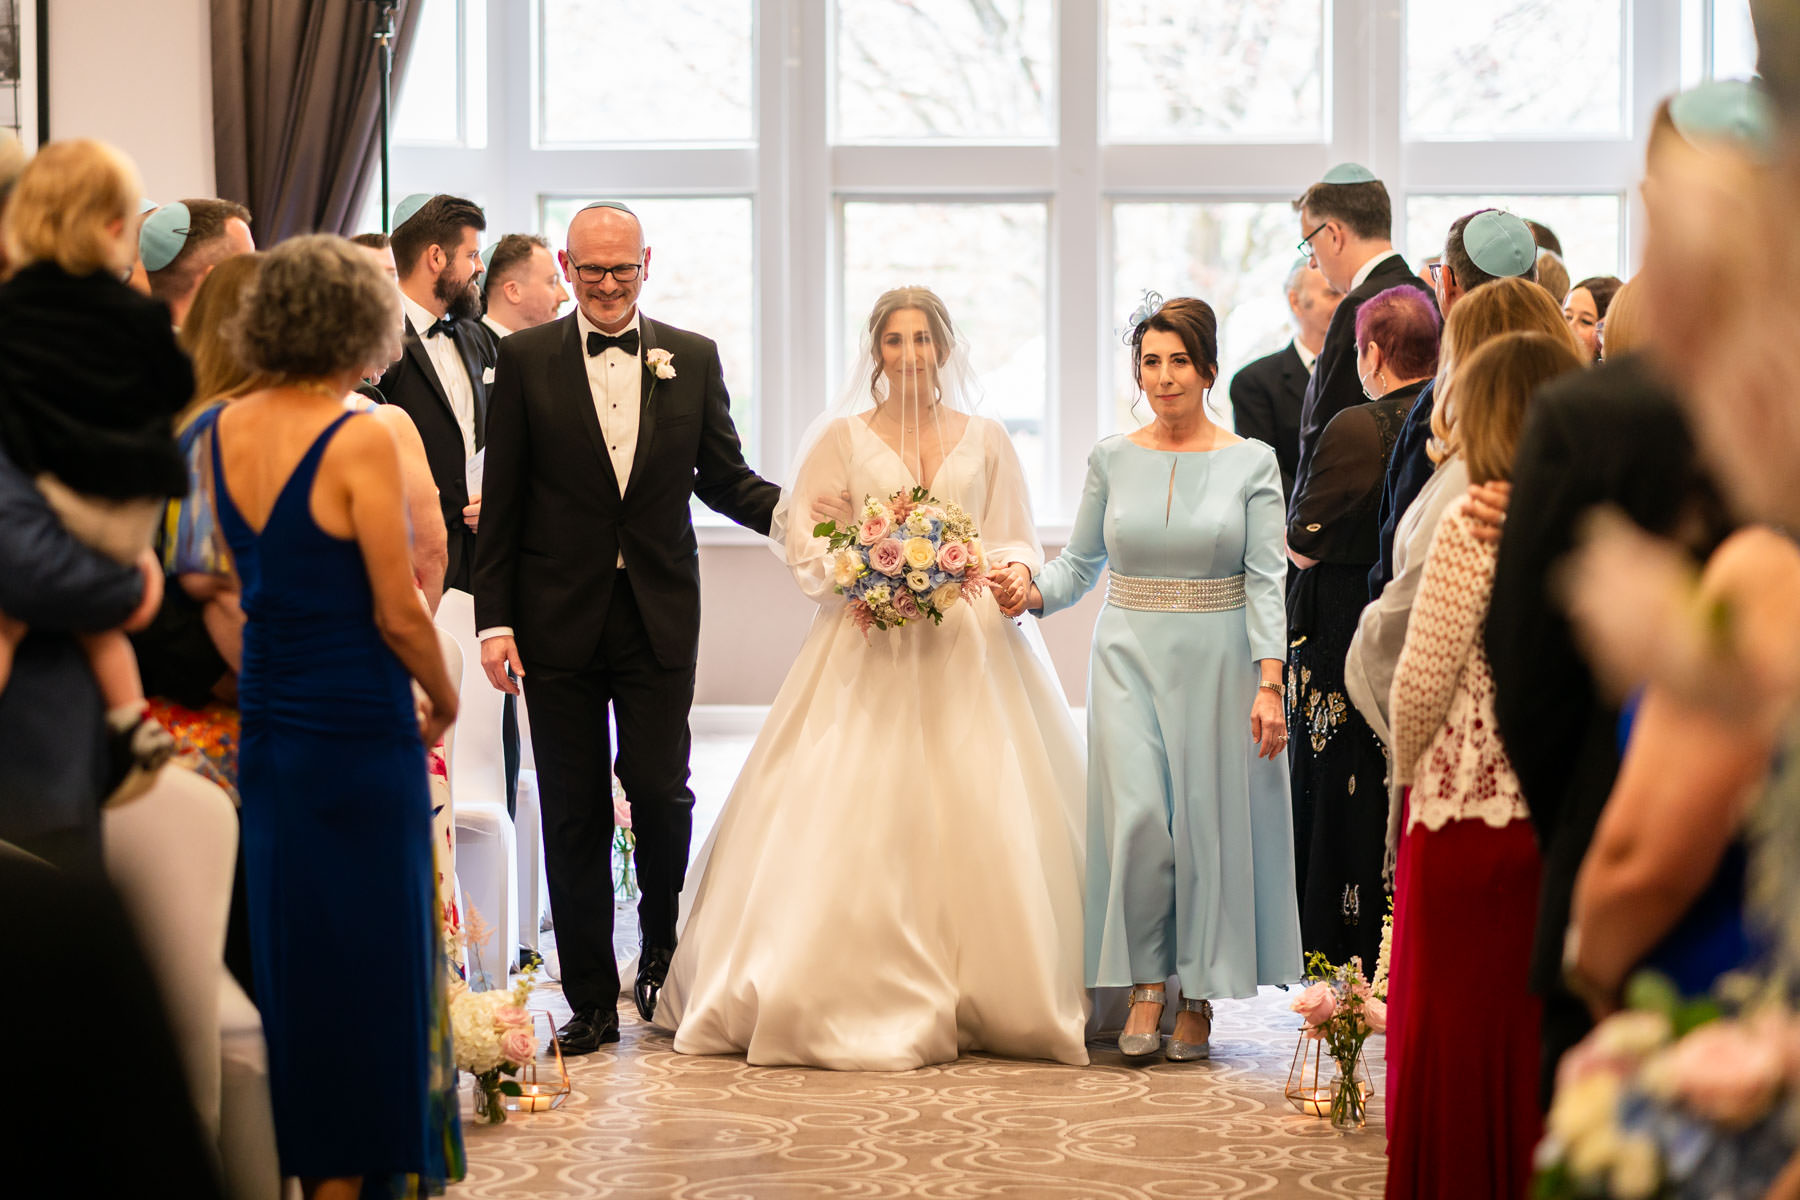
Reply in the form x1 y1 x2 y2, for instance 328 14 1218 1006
561 206 650 333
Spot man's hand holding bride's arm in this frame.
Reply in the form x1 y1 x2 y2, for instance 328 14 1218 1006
812 490 854 529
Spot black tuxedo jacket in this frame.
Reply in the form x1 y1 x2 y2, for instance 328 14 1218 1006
472 312 780 672
1485 355 1728 1001
1229 340 1307 499
379 314 496 592
1288 253 1434 521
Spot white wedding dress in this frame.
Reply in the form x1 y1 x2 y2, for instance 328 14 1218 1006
657 414 1090 1069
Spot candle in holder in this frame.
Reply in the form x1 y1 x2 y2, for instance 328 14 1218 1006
1301 1088 1332 1117
518 1089 556 1113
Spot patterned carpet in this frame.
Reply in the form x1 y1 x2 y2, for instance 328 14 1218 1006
453 980 1388 1198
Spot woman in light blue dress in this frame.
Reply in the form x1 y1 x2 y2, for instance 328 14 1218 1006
1013 297 1302 1061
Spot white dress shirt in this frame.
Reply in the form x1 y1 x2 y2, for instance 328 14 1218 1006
479 306 644 644
1348 249 1402 293
481 313 514 341
1294 338 1318 374
401 290 478 461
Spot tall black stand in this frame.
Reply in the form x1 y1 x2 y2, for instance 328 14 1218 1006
371 0 399 231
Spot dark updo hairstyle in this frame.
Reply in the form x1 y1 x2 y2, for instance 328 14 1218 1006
1571 274 1623 318
1130 296 1220 389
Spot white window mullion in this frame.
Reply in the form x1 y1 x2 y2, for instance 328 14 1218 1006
1053 0 1102 517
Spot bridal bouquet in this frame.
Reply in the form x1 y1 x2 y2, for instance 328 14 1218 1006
450 963 540 1124
814 486 991 633
1535 974 1800 1200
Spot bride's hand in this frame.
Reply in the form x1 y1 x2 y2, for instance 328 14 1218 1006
989 563 1029 615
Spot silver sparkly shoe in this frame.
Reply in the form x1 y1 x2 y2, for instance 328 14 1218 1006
1165 995 1213 1062
1117 986 1166 1058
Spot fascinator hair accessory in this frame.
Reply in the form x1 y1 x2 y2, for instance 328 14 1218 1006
1122 290 1164 344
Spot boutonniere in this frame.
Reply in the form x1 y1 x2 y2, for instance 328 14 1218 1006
645 348 676 380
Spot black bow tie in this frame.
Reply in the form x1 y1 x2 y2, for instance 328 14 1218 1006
424 318 460 341
586 329 640 357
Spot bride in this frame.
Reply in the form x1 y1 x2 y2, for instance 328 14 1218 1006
655 287 1089 1070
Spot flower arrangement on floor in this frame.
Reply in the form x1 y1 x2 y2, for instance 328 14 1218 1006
1534 973 1800 1200
1287 951 1387 1129
449 962 541 1125
612 780 636 900
814 487 991 633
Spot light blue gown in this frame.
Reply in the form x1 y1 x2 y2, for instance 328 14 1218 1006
1035 436 1303 1000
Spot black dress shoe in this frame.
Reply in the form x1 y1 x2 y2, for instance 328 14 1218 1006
635 946 674 1023
555 1007 619 1054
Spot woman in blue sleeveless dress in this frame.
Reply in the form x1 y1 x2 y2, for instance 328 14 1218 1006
1017 298 1302 1060
209 236 462 1200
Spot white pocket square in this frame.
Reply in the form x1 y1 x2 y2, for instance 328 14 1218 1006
482 366 496 385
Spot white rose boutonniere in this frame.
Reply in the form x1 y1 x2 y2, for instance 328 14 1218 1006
645 348 676 380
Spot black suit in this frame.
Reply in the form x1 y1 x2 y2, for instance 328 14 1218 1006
1288 253 1434 523
1484 355 1728 1102
1229 340 1308 500
0 444 145 873
379 313 496 593
473 311 779 1015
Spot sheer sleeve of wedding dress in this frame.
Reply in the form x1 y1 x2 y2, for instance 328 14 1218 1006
773 418 854 603
976 419 1045 576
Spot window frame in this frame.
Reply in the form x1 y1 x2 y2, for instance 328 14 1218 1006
384 0 1688 533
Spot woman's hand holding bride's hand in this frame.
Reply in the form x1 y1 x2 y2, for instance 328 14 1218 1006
988 562 1025 615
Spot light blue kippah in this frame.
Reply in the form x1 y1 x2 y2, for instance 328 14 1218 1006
1670 79 1775 154
139 201 192 272
391 192 434 231
1320 162 1378 185
138 197 159 214
480 241 500 272
1464 210 1537 278
578 200 638 217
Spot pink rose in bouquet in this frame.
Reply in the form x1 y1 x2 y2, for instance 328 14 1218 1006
1659 1019 1786 1128
1292 981 1337 1029
858 513 890 545
500 1027 536 1067
1362 995 1387 1034
893 589 923 621
613 794 632 830
869 538 906 577
937 540 970 575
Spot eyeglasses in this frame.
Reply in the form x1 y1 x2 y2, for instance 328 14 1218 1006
1296 222 1329 255
1425 262 1445 283
569 260 642 284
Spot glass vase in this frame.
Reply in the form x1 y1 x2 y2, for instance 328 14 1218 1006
1328 1051 1372 1130
473 1070 508 1125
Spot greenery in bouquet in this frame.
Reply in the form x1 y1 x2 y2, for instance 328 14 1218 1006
612 780 636 900
1534 973 1800 1200
814 486 991 632
449 963 541 1124
1291 950 1387 1127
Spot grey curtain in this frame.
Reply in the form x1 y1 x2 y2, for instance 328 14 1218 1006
211 0 425 241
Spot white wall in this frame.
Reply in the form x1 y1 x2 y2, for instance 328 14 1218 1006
697 540 1105 707
48 0 214 201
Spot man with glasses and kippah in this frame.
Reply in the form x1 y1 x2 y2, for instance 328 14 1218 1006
471 201 785 1055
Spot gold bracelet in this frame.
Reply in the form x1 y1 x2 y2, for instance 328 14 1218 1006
1258 680 1285 698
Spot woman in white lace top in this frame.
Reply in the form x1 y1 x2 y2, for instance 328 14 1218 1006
1383 331 1585 1200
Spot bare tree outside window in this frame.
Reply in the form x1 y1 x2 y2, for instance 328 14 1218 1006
1106 0 1325 142
543 0 754 143
834 0 1053 141
1407 0 1624 138
1405 193 1623 283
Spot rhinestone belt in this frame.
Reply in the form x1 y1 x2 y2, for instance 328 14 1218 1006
1106 571 1246 613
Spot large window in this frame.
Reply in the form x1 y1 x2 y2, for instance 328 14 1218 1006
384 0 1711 526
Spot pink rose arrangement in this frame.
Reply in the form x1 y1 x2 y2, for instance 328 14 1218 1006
1291 951 1382 1127
814 486 991 634
612 779 636 900
449 962 542 1124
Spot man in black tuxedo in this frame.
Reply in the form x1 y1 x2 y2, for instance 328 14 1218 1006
1229 259 1342 500
380 193 496 595
473 202 782 1053
1287 164 1435 526
1484 356 1727 1103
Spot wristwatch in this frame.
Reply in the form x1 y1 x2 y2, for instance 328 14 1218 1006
1258 680 1286 699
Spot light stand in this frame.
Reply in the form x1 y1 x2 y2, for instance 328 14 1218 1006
370 0 399 231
